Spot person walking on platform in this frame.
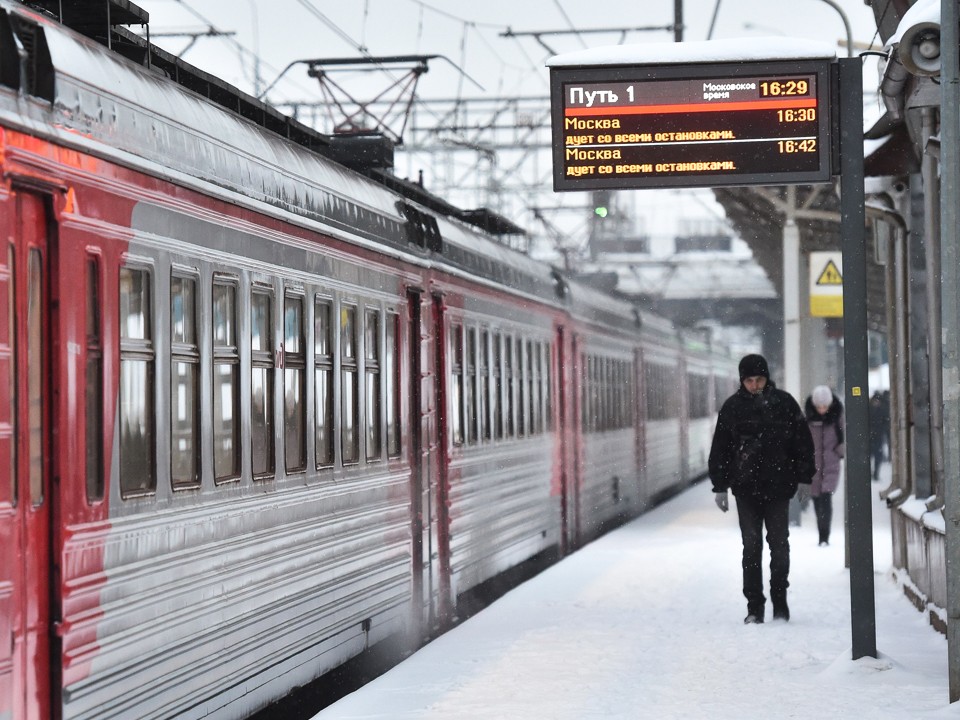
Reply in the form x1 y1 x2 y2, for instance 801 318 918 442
709 354 815 624
804 385 844 547
869 391 886 481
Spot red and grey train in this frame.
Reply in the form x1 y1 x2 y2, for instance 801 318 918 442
0 2 738 718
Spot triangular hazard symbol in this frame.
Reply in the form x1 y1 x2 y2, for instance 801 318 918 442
816 259 842 285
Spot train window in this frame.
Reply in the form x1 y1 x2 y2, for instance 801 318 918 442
645 363 677 421
687 373 711 418
284 293 306 473
614 360 622 428
119 265 156 497
617 361 633 427
621 361 628 426
613 360 620 429
596 356 602 431
544 342 553 432
714 375 734 412
480 330 491 441
581 355 590 432
595 355 603 431
644 363 659 420
505 336 514 438
609 359 617 430
364 308 381 460
522 339 531 435
385 312 400 457
341 303 359 463
594 355 601 430
516 337 525 437
171 274 201 488
617 361 624 428
604 358 613 431
466 327 477 444
85 257 103 502
213 279 240 483
618 361 624 428
529 341 539 434
314 298 334 467
597 356 605 432
449 322 463 447
4 245 15 505
27 250 42 506
251 288 275 479
593 355 600 431
492 333 502 440
579 355 586 429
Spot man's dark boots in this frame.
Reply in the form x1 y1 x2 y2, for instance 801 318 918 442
772 594 790 621
744 602 765 624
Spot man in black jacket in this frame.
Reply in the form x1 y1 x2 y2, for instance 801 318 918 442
709 354 815 624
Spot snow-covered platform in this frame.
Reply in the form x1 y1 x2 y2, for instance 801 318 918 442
314 464 953 720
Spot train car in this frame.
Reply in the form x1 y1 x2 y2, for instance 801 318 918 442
681 330 731 481
0 2 734 718
564 282 645 543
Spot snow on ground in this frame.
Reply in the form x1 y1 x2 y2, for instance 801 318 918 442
315 463 956 719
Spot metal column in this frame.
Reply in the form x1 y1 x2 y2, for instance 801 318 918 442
839 56 877 660
938 0 960 702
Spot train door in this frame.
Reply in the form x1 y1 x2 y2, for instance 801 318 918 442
678 354 691 482
634 346 647 504
556 325 577 554
429 292 453 624
0 190 56 720
567 331 584 550
408 288 449 636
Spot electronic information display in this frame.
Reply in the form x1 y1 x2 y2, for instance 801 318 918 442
550 60 834 191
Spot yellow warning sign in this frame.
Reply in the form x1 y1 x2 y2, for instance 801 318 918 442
811 295 843 317
816 259 843 285
809 251 843 318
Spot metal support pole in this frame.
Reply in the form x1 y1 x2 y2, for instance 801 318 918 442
922 107 945 511
674 0 683 42
839 56 877 660
783 188 803 528
893 223 911 499
938 0 960 702
783 187 801 400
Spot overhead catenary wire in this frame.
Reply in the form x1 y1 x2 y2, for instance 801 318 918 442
551 0 588 49
144 0 317 99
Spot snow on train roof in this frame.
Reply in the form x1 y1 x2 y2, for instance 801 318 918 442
546 37 836 67
33 11 403 229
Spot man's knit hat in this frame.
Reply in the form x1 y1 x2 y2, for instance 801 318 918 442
739 354 770 381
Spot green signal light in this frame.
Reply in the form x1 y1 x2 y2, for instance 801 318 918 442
594 206 608 218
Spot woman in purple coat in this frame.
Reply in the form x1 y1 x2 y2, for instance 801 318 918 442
805 386 844 546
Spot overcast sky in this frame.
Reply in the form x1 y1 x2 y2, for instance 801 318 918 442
132 0 881 106
129 0 885 255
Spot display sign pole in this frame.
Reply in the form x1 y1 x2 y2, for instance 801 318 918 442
838 56 877 660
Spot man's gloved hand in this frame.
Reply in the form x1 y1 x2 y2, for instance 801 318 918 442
715 491 729 513
797 485 810 503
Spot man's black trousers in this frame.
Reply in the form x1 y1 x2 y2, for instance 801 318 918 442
735 494 790 615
